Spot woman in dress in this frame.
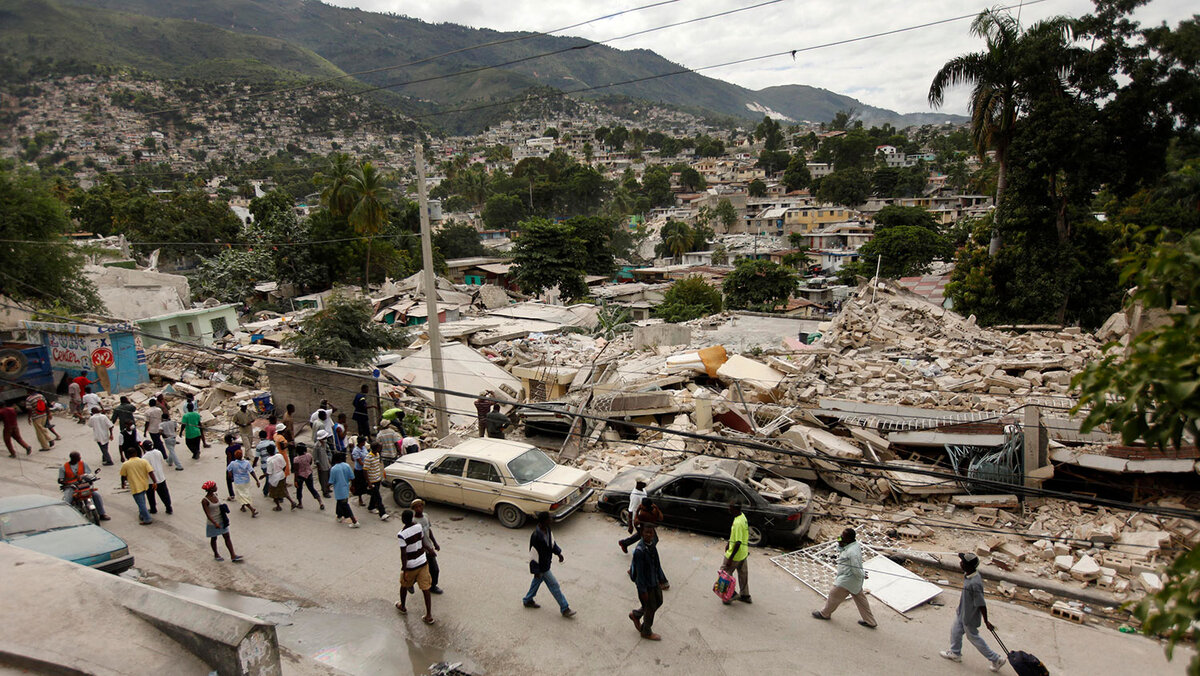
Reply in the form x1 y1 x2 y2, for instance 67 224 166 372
202 480 242 562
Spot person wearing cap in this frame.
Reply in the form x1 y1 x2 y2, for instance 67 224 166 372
233 401 256 450
811 527 875 628
314 428 334 497
308 404 334 445
376 419 402 462
202 480 242 562
273 424 291 471
941 552 1005 671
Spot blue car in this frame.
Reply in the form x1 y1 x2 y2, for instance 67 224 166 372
0 495 133 574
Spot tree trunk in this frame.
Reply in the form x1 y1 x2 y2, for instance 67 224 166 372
989 148 1007 257
363 239 371 295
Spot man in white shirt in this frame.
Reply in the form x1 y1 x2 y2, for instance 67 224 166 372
141 440 173 515
144 403 164 452
87 407 115 466
626 480 647 534
265 446 298 511
81 389 103 415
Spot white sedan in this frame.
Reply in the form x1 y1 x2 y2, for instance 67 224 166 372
383 438 594 528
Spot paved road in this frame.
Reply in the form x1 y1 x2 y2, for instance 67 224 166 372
0 415 1185 675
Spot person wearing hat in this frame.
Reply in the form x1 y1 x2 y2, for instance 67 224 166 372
314 428 334 498
811 527 875 627
376 419 402 462
233 402 256 450
941 552 1005 671
202 480 242 562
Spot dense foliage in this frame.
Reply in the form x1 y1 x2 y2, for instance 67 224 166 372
655 277 723 322
722 259 797 310
287 293 408 367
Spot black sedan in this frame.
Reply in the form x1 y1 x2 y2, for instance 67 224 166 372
597 457 813 547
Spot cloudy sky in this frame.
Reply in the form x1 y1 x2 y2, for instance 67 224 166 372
323 0 1193 116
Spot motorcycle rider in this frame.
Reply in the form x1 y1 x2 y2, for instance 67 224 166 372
59 451 110 521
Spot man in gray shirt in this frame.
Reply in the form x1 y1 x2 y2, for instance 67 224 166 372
411 499 443 594
941 552 1005 672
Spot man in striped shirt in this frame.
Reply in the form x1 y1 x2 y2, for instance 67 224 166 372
363 443 390 521
397 509 434 624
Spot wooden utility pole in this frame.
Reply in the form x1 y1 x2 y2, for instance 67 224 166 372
416 145 449 438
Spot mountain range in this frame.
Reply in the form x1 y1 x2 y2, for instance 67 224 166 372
2 0 964 130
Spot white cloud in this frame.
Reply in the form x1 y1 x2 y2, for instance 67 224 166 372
326 0 1196 116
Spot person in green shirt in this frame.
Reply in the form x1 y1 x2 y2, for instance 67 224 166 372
179 403 208 459
721 502 751 605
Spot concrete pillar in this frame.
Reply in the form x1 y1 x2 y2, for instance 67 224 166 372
1023 405 1046 488
693 389 713 432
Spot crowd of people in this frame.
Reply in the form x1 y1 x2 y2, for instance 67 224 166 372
8 376 1007 666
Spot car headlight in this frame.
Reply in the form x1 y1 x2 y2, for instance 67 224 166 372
110 547 129 560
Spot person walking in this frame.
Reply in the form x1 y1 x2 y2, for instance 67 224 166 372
411 499 442 594
264 445 298 511
313 429 334 498
720 502 751 605
376 420 402 461
59 451 109 520
223 434 242 501
363 442 390 521
629 523 666 640
117 418 140 466
811 527 876 628
141 440 173 516
940 552 1006 672
308 402 334 445
334 413 348 454
523 511 576 617
67 377 84 423
328 452 359 528
473 391 492 437
144 402 164 452
226 448 260 518
232 401 256 449
27 393 53 451
291 443 324 510
281 403 296 445
618 499 669 587
397 509 435 624
159 409 183 471
84 406 115 465
110 395 136 430
352 384 375 439
180 403 207 459
264 414 278 441
350 435 369 507
486 404 510 439
253 429 276 497
3 402 33 457
202 481 243 562
119 446 157 525
81 387 103 417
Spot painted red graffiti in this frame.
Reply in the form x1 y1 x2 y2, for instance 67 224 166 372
52 347 83 365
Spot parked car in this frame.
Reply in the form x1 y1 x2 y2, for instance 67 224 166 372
0 495 133 574
597 457 813 547
517 400 587 438
384 437 594 529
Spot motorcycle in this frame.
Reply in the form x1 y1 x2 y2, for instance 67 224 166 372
64 469 101 525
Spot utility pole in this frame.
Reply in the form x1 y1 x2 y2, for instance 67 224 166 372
416 145 449 438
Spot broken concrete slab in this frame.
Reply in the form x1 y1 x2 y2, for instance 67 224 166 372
716 355 785 392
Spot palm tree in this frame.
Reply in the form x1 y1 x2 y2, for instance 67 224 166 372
318 152 356 219
928 10 1024 257
347 161 391 292
661 221 693 261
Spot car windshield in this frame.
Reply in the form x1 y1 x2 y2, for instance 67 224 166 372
1 504 86 537
506 449 556 484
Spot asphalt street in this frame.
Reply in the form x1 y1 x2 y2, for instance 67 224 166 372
0 414 1187 675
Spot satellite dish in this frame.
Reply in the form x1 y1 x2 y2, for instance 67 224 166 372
0 349 28 378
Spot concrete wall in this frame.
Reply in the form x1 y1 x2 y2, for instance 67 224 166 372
138 305 241 348
266 362 378 432
632 324 692 349
84 265 190 321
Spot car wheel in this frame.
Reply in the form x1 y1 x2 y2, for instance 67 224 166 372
616 503 631 526
748 525 764 547
495 503 527 529
391 481 416 508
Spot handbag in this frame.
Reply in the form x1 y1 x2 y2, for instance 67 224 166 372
713 569 737 602
219 502 230 528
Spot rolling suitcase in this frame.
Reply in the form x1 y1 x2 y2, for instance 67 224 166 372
989 626 1050 676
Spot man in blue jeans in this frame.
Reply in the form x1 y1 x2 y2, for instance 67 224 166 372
941 552 1006 672
523 512 576 617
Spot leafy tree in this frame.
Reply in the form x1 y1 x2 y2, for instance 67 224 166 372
543 127 558 139
874 205 940 231
694 135 725 157
757 149 791 175
511 218 588 300
657 220 693 260
317 152 356 219
747 179 767 197
816 169 870 206
287 294 408 367
433 222 486 259
564 216 617 275
679 167 705 191
347 161 391 291
711 243 729 266
845 227 953 279
782 247 812 271
754 116 784 151
714 198 738 231
192 249 274 303
782 153 812 191
482 193 524 230
641 165 674 207
0 166 103 312
722 259 798 310
592 304 634 340
655 276 723 322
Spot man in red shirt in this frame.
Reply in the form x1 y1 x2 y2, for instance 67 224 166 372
1 404 32 456
72 371 95 393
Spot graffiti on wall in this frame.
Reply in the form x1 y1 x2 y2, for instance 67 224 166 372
46 332 111 370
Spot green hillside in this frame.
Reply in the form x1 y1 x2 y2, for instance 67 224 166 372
42 0 962 128
0 0 349 84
